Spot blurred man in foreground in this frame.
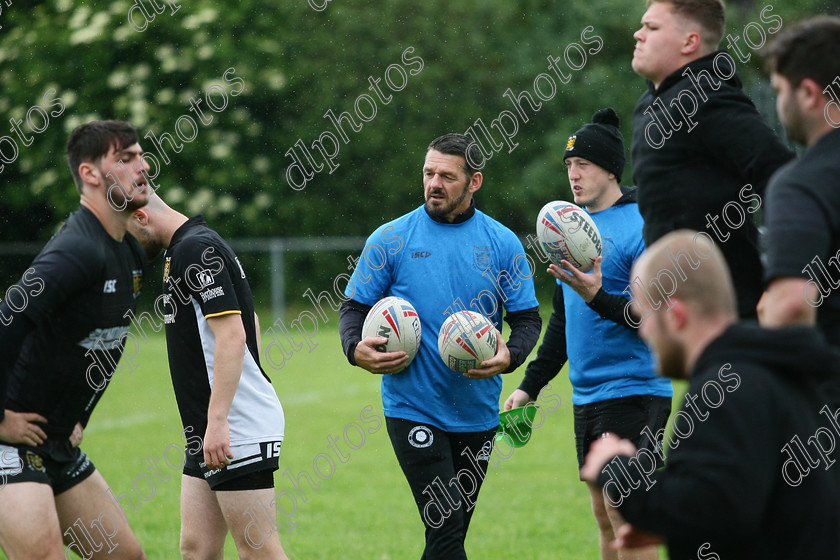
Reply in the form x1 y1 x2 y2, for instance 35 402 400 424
582 230 840 559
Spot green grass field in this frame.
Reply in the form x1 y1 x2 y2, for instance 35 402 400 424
7 320 685 559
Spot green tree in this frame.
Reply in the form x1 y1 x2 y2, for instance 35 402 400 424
1 0 834 298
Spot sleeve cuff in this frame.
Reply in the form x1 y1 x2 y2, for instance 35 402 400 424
517 374 544 401
347 340 359 366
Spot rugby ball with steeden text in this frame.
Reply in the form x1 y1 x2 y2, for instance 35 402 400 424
536 200 602 272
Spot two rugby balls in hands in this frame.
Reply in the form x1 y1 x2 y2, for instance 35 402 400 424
536 200 602 272
437 311 498 373
363 299 498 374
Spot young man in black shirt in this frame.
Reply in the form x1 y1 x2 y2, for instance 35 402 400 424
128 192 288 559
758 17 840 347
0 121 149 559
630 0 794 319
582 230 840 560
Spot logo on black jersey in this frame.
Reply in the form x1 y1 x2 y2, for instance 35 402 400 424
163 257 171 283
162 294 176 324
408 426 434 448
103 279 117 293
132 270 143 298
78 326 130 350
197 270 214 288
200 286 224 302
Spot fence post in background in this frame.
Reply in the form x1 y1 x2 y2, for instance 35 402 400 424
270 239 286 321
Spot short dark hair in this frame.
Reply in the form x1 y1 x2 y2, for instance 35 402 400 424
762 16 840 91
427 133 482 176
648 0 726 51
66 120 139 194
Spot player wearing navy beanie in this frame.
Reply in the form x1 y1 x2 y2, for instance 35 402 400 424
508 108 672 560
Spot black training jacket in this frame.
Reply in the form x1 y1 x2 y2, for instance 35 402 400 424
0 207 145 450
631 50 794 318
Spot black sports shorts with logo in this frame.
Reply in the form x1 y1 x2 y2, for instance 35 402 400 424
0 439 96 495
183 440 281 491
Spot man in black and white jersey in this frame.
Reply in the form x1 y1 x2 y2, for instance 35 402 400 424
128 192 288 559
0 120 149 559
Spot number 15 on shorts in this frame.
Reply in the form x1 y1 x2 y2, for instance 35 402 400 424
264 441 282 459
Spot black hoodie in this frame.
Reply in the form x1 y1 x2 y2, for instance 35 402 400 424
631 51 795 318
598 324 840 559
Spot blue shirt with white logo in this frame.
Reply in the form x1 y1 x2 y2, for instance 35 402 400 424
563 201 673 405
347 205 539 431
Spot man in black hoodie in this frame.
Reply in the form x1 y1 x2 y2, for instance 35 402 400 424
581 230 840 560
630 0 794 319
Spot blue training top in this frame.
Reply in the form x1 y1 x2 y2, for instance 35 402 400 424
564 201 673 405
347 205 539 431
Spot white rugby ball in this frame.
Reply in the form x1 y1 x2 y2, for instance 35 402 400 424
437 311 498 373
362 296 422 372
536 200 602 272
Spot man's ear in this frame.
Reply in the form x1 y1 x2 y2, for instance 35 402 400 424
132 208 150 227
666 299 689 331
681 31 702 56
468 171 483 194
78 161 104 190
798 77 828 112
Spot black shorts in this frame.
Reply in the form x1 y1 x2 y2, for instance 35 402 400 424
385 417 497 559
574 394 671 476
183 440 281 491
0 441 96 495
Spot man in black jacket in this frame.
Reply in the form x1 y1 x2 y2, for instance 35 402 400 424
581 230 840 560
758 17 840 347
630 0 794 318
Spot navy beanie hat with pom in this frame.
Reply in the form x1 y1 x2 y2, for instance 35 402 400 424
563 107 626 181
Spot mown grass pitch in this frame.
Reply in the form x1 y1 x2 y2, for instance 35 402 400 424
9 320 682 559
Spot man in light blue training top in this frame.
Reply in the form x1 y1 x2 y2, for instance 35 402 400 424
339 133 541 560
506 109 672 560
